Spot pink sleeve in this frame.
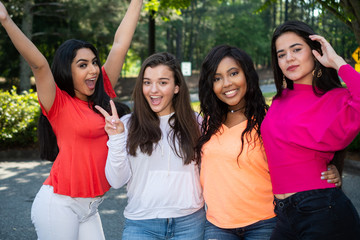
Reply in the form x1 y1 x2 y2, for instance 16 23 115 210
316 64 360 150
102 66 116 98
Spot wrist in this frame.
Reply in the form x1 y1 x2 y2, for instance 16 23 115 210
333 57 347 71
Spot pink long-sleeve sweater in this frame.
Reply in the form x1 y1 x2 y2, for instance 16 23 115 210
261 64 360 194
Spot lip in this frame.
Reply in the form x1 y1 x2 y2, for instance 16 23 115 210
224 89 238 97
287 65 298 71
150 96 162 105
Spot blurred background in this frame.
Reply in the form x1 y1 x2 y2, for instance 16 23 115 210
0 0 359 151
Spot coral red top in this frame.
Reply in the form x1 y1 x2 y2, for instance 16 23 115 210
41 67 115 197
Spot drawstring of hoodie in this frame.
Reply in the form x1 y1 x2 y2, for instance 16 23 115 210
160 137 171 176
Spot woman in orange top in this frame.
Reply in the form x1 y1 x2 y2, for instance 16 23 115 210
195 44 340 239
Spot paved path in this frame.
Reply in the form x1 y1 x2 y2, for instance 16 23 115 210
0 159 359 240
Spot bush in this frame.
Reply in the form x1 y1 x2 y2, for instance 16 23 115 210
348 134 360 152
0 86 40 149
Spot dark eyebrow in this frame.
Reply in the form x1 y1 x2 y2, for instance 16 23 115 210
215 67 238 75
143 77 170 81
227 67 238 73
76 57 97 64
290 43 303 48
76 59 88 64
277 43 303 54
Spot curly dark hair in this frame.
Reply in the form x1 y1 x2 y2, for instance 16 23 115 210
195 44 268 163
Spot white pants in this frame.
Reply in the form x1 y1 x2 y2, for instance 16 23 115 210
31 185 105 240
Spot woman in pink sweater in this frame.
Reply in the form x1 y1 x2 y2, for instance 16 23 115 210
261 20 360 239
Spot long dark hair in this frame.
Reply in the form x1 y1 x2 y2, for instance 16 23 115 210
271 21 345 176
195 44 268 162
127 52 200 165
271 20 342 98
38 39 112 161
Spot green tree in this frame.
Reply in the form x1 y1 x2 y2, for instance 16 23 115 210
144 0 191 56
315 0 360 46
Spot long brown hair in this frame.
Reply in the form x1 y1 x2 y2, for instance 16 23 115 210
127 52 200 165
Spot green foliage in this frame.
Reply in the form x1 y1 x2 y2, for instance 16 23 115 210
0 86 40 149
348 134 360 152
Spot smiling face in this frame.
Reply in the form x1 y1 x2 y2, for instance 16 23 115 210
71 48 100 101
275 32 315 85
142 65 179 116
212 56 247 111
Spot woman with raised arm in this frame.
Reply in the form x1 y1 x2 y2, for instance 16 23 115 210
261 20 360 239
0 0 142 239
96 52 205 240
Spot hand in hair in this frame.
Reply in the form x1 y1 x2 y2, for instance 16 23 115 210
95 100 124 135
309 34 347 71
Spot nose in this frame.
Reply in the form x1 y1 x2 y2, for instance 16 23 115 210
150 83 158 93
223 76 232 87
286 52 295 61
89 63 98 74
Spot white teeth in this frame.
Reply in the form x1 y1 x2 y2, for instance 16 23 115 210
151 96 161 99
225 90 237 95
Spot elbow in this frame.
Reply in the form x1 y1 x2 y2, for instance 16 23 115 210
30 57 48 70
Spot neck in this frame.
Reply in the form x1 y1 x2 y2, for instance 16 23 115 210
228 106 244 113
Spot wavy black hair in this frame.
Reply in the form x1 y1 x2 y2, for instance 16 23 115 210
195 44 268 163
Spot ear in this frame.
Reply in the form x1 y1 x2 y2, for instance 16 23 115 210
174 85 179 94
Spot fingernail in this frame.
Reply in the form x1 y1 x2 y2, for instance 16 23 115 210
327 180 331 183
321 176 325 180
321 172 325 175
111 119 115 123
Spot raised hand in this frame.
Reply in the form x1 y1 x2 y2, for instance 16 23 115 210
95 100 125 136
0 2 9 23
309 34 347 71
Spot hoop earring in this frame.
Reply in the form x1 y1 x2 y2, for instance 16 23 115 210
317 69 322 77
312 69 322 78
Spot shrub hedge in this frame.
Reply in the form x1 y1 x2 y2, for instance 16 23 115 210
0 87 40 149
0 87 359 152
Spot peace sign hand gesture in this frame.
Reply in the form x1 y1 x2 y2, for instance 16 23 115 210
95 100 125 136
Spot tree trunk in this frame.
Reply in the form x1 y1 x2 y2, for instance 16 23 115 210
148 10 156 56
346 0 360 46
19 1 33 92
175 20 183 62
284 0 289 22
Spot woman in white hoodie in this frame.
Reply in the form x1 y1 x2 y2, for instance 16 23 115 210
96 52 205 240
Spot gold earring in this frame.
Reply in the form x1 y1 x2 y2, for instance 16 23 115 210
317 69 322 77
312 69 322 78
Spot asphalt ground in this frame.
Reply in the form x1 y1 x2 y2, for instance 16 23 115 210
0 158 359 240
